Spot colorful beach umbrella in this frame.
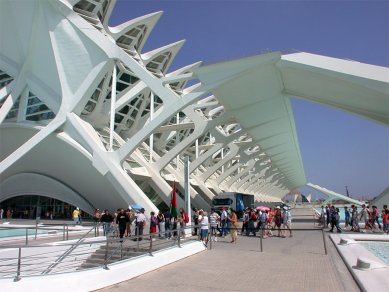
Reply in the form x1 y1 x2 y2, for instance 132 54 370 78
255 206 270 211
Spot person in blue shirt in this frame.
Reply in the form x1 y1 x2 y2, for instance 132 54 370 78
344 206 350 229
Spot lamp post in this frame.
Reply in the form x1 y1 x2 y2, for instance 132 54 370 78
345 186 350 198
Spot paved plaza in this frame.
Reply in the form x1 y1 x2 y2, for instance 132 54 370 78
97 208 360 292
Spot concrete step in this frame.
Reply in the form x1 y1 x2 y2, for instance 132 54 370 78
77 237 190 270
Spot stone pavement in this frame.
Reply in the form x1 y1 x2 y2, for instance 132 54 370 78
96 208 360 292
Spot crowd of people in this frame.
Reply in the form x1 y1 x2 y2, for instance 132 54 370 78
318 204 388 234
239 206 293 238
73 206 192 242
71 204 294 246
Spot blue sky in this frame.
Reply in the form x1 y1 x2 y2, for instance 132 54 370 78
110 0 389 200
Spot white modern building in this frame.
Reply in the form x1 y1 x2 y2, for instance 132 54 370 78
1 0 388 218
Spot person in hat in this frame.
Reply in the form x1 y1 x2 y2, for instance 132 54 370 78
282 206 292 237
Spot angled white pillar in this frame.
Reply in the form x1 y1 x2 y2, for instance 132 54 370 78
109 64 117 151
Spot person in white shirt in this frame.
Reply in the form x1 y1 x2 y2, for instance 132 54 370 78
200 211 209 246
209 209 220 241
135 208 146 241
220 208 228 237
282 207 292 237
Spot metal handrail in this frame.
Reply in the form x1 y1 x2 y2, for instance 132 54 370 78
39 224 97 275
0 224 199 281
0 223 97 245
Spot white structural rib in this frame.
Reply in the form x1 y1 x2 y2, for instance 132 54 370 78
307 182 364 206
279 53 389 125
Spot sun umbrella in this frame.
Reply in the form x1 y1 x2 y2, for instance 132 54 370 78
255 206 270 211
131 203 143 210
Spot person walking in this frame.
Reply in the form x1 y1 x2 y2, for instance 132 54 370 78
179 208 189 238
260 209 268 238
266 210 273 237
344 206 350 228
330 208 342 233
101 209 113 236
229 208 238 243
116 208 128 242
241 208 249 235
157 210 165 238
125 209 134 237
200 211 209 246
209 208 220 242
192 208 199 236
359 204 370 231
351 205 360 232
72 207 80 225
164 208 172 239
320 206 326 226
220 208 228 237
150 211 158 240
282 206 292 237
135 208 146 241
325 205 330 227
274 206 282 237
372 206 382 230
246 208 257 237
382 209 388 234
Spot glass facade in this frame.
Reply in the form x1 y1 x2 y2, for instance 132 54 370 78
0 195 87 220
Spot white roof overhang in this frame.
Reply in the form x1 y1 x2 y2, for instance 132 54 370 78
193 52 306 193
193 51 389 196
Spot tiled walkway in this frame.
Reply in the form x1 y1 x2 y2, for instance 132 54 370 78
97 208 360 292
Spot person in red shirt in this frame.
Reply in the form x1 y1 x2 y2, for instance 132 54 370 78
150 211 158 240
382 209 388 234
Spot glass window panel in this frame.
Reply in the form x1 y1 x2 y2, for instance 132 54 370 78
117 35 132 46
84 100 96 113
27 96 42 106
74 0 96 13
116 82 128 92
90 89 100 101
